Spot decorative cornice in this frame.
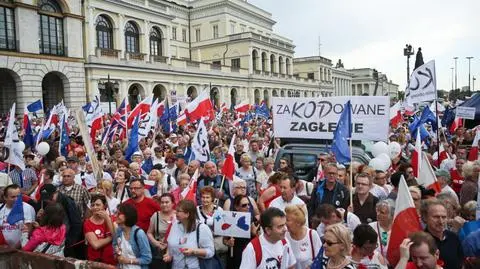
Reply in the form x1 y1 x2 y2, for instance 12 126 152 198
0 50 84 63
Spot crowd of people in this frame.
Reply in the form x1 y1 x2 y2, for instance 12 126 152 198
0 105 479 269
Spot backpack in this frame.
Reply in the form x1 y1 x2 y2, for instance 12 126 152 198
251 236 288 267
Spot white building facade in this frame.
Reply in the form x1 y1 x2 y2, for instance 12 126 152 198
349 68 398 99
0 0 86 114
332 60 353 96
292 56 334 96
84 0 322 109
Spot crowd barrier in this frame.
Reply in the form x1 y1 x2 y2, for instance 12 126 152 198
0 247 115 269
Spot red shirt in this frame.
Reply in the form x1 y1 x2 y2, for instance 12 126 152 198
450 169 464 194
83 218 116 265
124 197 161 232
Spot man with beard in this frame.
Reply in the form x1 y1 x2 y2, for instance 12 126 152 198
123 178 160 232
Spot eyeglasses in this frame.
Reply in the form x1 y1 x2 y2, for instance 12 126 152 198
129 186 143 190
324 240 340 246
235 186 246 189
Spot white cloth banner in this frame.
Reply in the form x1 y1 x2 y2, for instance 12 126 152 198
5 103 25 170
405 60 437 105
139 98 159 138
192 119 210 162
213 211 251 239
272 96 389 141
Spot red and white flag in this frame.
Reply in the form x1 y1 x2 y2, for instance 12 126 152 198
435 143 449 167
418 153 441 193
128 96 153 126
185 90 214 122
221 134 236 180
177 111 187 126
234 101 250 113
181 169 199 204
32 172 45 201
386 175 421 266
390 101 403 128
468 127 480 161
450 117 462 133
85 97 103 144
411 131 421 178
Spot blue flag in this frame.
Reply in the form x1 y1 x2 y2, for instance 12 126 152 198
59 115 70 157
27 100 43 113
125 115 140 162
160 101 171 133
142 157 153 174
419 106 437 131
23 117 34 148
310 246 324 269
7 194 24 225
254 103 270 119
441 106 455 128
332 101 352 164
409 115 430 142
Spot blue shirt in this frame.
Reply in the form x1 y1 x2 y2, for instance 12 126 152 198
113 225 152 269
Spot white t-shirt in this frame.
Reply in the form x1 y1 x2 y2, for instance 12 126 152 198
286 229 322 269
107 196 120 215
240 233 296 269
269 196 309 225
316 212 361 238
370 184 388 200
0 202 35 247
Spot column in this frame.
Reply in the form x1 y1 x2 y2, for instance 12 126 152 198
118 14 125 58
248 47 253 74
120 80 128 100
88 7 96 56
144 20 150 61
89 79 99 101
166 25 172 63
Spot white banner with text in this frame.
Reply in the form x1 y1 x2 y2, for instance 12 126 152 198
272 96 390 141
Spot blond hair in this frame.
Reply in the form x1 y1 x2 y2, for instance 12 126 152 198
285 205 306 226
324 223 352 256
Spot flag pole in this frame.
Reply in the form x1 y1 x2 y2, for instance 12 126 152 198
215 175 226 206
349 137 353 207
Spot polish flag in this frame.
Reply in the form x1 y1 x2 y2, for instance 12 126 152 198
435 143 449 167
185 90 214 123
23 106 29 132
450 117 462 133
181 169 199 204
128 96 153 126
157 100 166 118
221 134 236 180
468 127 480 161
177 112 187 126
386 176 422 266
32 172 45 201
402 101 416 116
235 101 250 113
411 131 422 178
418 153 441 193
390 101 403 128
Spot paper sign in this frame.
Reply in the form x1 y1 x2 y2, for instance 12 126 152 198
213 211 251 239
456 106 476 120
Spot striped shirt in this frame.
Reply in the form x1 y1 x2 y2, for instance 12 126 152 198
8 168 37 192
58 184 91 218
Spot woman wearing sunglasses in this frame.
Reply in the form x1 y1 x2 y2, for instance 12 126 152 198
224 194 260 269
322 223 356 269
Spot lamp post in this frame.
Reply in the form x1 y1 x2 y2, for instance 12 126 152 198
473 76 476 92
451 67 454 91
98 74 119 115
453 57 458 90
403 44 414 84
466 56 473 91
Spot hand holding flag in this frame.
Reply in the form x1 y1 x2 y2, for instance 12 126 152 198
331 101 352 164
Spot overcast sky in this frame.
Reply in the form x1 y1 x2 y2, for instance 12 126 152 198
248 0 480 92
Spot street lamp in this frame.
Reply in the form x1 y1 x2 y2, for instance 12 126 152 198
473 76 476 92
466 56 474 91
453 57 458 90
98 74 119 115
403 44 414 84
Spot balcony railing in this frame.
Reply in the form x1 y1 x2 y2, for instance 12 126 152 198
231 67 240 72
97 48 120 58
186 61 200 68
255 70 261 75
151 55 168 63
210 64 221 70
127 52 145 61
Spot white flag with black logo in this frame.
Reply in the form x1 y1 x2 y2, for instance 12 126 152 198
405 60 436 105
5 103 25 170
192 119 210 162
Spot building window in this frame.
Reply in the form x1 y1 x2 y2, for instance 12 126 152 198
125 21 139 53
182 28 187 42
38 0 64 55
195 28 200 42
212 25 218 38
212 60 221 66
0 5 15 50
231 58 240 69
307 73 315 80
230 23 235 34
150 27 162 56
96 15 113 49
172 27 176 40
241 26 245 33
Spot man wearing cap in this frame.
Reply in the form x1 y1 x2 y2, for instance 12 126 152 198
40 184 83 258
0 184 35 248
166 133 178 148
58 168 90 218
436 169 458 204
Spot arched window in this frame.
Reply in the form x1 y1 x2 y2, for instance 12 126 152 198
96 15 113 49
125 21 139 53
38 0 64 55
150 27 162 56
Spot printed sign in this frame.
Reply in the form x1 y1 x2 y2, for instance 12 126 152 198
213 211 251 239
456 106 476 120
272 96 390 141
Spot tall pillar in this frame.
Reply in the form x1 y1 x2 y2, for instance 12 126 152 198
143 20 150 61
88 7 96 56
118 14 125 58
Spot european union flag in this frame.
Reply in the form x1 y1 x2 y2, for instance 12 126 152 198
7 194 24 225
310 246 324 269
419 106 437 131
409 115 430 142
59 115 70 157
254 103 270 119
23 117 34 148
27 100 43 113
441 106 455 128
125 115 140 162
142 157 153 174
331 101 352 164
